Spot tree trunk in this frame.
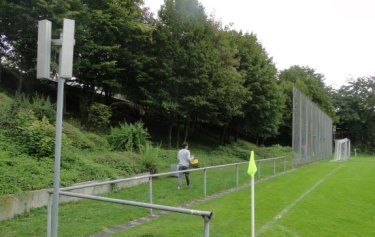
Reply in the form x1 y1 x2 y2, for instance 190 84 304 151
17 75 23 93
234 125 239 142
220 124 228 145
176 124 180 148
183 121 189 142
167 123 173 148
0 60 2 86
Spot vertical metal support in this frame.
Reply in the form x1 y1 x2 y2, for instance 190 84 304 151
51 77 65 237
149 177 153 215
47 193 53 237
204 216 210 237
257 161 261 179
236 164 239 189
273 159 276 174
204 169 207 196
251 175 255 237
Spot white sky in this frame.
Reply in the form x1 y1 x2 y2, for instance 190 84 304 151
143 0 375 88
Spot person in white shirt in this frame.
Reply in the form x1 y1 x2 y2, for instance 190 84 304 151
177 142 193 189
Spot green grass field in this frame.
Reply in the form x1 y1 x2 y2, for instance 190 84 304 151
0 158 289 237
112 156 375 237
1 156 373 236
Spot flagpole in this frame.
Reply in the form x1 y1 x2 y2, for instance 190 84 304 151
251 175 255 237
247 150 257 237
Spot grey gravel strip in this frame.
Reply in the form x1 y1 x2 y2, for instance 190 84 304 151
88 169 295 237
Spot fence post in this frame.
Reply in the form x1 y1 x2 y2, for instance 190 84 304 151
204 169 207 196
236 164 239 189
149 177 153 215
258 161 261 179
204 216 210 237
47 193 52 237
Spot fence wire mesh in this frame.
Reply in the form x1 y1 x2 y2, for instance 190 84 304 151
292 87 333 166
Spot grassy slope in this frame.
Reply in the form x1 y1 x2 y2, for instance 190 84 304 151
0 90 292 236
0 89 291 195
112 156 375 237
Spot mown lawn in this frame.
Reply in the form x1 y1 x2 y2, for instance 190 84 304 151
0 159 272 236
112 156 375 237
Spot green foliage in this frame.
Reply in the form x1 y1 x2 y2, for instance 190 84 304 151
19 116 55 158
140 142 160 174
212 141 292 161
2 104 55 158
107 122 150 152
63 122 109 151
86 103 111 133
333 77 375 152
29 93 55 122
94 153 143 176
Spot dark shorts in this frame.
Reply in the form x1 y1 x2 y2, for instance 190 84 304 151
178 165 190 174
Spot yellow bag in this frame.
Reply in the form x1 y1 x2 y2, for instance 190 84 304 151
190 159 198 165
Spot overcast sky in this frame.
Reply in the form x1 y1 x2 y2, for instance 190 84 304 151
143 0 375 88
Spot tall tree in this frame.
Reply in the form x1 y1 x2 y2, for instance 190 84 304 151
140 0 224 146
0 0 79 90
332 76 375 152
233 32 285 144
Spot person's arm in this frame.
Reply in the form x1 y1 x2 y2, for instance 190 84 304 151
187 150 193 161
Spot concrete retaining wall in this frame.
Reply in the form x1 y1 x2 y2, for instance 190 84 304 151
0 173 149 222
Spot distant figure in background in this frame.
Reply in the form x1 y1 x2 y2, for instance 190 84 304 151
177 142 193 190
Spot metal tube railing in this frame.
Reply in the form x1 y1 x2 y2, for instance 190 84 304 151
204 169 207 196
149 177 153 215
59 156 286 192
59 191 213 237
236 164 239 189
48 156 286 236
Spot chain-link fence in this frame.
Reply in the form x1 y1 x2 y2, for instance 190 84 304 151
292 87 333 166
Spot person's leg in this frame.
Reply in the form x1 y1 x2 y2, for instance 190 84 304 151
185 172 190 186
177 166 183 189
182 166 190 187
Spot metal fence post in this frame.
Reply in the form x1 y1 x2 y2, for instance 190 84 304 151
204 169 207 196
149 177 153 215
236 164 239 189
258 161 261 179
47 192 52 237
204 216 210 237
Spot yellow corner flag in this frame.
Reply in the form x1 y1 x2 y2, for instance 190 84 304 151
247 150 257 176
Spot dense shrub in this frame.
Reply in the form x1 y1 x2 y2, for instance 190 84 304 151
29 93 55 122
20 116 55 158
86 103 111 133
107 122 150 152
2 106 55 158
140 142 160 174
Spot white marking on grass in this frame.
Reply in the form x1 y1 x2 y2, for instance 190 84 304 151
256 166 341 237
276 224 301 237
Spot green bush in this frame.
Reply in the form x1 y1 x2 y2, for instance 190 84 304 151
86 103 111 133
19 116 55 158
107 122 150 152
140 142 160 174
30 93 55 122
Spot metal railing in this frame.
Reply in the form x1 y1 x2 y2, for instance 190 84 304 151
47 156 286 236
47 191 212 237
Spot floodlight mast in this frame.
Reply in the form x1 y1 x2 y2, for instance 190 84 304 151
37 18 75 237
